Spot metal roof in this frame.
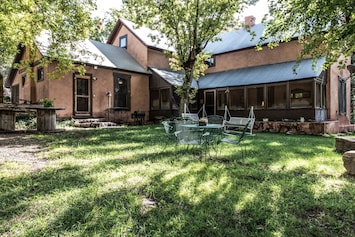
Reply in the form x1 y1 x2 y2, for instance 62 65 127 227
90 40 149 74
120 19 174 51
198 57 325 89
35 31 148 74
204 24 269 55
150 67 198 89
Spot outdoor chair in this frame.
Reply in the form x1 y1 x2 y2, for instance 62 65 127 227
207 115 224 125
161 120 177 145
220 120 251 145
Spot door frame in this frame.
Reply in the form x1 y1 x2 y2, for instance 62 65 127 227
73 74 93 117
204 89 216 115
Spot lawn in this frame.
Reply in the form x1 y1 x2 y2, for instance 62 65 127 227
1 125 354 236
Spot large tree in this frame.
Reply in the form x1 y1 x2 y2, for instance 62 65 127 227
261 0 354 69
0 0 96 80
121 0 253 113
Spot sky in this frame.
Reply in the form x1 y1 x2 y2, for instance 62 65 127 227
95 0 269 23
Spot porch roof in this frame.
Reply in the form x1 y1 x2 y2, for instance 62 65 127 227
198 57 325 89
150 67 198 89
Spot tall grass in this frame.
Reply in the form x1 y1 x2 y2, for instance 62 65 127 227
1 125 354 236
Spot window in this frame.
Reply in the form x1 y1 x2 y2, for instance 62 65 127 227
11 84 19 104
151 89 160 110
205 56 215 67
229 88 245 110
21 75 26 87
290 80 313 108
315 82 326 108
37 67 44 81
217 90 227 110
267 84 286 109
247 86 264 109
113 73 130 109
119 35 127 48
160 88 170 110
150 88 171 110
339 77 347 115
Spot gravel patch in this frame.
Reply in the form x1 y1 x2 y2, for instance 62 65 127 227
0 132 49 171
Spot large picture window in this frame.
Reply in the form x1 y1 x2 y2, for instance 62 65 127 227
267 84 286 109
229 88 245 110
290 80 313 108
114 73 131 109
247 86 264 109
150 88 171 110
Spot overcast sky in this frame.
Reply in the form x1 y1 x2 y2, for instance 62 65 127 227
95 0 269 23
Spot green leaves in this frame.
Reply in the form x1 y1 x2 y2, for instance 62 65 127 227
121 0 248 109
0 0 95 79
263 0 355 68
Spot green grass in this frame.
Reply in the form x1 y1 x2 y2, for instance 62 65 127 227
1 125 354 236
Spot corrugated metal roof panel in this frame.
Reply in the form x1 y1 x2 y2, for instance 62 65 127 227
204 24 268 55
150 67 198 89
90 40 149 74
198 58 325 89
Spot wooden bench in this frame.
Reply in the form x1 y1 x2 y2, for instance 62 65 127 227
223 117 255 135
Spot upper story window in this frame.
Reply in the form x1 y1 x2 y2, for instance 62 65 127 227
205 56 215 68
119 35 127 48
21 75 26 87
37 67 44 81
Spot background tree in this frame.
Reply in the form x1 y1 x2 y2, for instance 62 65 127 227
0 0 96 82
91 9 121 42
261 0 354 69
121 0 254 114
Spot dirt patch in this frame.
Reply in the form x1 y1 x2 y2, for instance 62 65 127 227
0 132 49 171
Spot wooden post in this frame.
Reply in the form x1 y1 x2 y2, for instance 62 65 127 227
36 108 57 132
0 110 16 131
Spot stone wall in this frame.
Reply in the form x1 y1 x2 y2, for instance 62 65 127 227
254 120 339 135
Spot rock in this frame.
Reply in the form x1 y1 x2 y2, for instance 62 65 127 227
335 137 355 152
342 151 355 175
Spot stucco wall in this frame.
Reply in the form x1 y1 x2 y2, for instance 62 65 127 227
206 40 303 73
147 48 170 68
111 25 149 70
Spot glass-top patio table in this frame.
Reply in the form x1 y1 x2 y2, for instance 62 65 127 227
176 123 224 145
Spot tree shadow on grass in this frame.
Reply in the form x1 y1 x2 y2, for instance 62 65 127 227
0 165 94 229
4 126 353 236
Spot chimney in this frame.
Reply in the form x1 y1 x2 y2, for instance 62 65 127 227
244 15 256 27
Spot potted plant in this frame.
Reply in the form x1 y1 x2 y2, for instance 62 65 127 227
199 117 208 126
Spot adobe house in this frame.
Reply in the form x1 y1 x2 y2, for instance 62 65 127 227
6 38 151 123
112 19 352 133
5 18 354 133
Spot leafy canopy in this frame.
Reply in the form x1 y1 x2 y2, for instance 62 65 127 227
0 0 96 78
262 0 355 69
121 0 252 108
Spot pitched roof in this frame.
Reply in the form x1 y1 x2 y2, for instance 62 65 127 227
204 24 269 55
6 36 149 87
150 57 325 89
198 57 325 89
150 67 198 89
89 40 148 74
107 18 173 51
